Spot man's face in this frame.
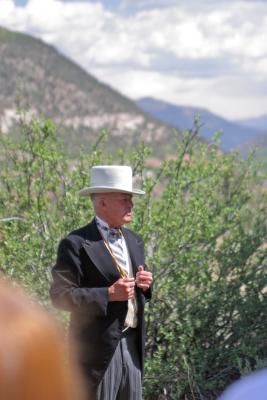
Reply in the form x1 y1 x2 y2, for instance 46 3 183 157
102 192 133 228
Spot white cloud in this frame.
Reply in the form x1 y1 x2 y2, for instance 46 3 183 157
0 0 267 119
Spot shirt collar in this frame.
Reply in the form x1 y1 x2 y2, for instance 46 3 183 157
95 216 109 241
95 215 110 230
95 216 122 242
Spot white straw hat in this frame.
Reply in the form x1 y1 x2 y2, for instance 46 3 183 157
79 166 145 196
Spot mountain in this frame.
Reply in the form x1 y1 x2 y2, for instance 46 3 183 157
0 26 178 156
239 130 267 170
136 97 262 151
236 114 267 131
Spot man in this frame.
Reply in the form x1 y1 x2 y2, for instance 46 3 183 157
50 165 153 400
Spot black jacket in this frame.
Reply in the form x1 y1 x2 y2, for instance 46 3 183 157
50 219 151 387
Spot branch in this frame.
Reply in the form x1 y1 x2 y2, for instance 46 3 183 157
0 217 27 222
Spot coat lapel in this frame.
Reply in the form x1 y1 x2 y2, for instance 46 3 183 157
82 219 121 283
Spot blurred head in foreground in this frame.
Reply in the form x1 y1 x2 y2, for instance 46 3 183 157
0 280 86 400
219 368 267 400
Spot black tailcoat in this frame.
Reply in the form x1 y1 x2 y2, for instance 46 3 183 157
50 219 151 387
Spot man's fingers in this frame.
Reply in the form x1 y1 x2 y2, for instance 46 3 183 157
122 278 135 288
135 269 153 291
123 278 135 283
136 283 150 290
136 271 153 280
138 265 144 272
125 283 135 290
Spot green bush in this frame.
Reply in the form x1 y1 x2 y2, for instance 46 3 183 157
0 111 266 399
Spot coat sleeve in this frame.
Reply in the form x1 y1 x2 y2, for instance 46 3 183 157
142 263 152 302
133 234 152 303
50 237 109 316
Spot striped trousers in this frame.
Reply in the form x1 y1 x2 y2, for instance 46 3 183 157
95 328 142 400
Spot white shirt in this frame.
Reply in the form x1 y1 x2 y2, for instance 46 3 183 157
95 215 138 328
95 216 133 277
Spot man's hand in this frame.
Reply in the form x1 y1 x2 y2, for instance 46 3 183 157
108 278 135 301
135 265 153 292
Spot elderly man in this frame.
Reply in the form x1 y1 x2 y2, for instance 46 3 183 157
50 165 153 400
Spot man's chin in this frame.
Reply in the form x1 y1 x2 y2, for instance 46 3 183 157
123 215 132 224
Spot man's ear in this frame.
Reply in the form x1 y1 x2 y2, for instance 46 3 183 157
100 196 107 208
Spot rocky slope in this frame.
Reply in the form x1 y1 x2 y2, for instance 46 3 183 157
0 26 177 156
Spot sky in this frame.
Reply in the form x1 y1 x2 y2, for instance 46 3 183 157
1 0 267 120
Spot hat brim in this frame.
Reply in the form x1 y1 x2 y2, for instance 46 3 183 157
79 186 145 196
